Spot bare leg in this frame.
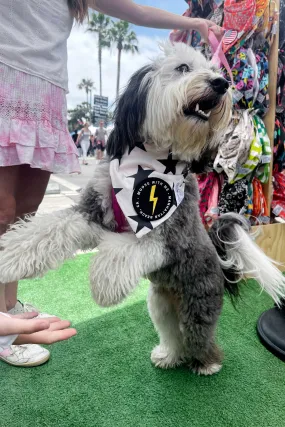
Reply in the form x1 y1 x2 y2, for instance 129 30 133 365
14 165 50 218
5 282 18 311
4 165 51 310
148 285 185 368
96 147 103 161
0 166 19 312
81 141 88 165
0 286 6 312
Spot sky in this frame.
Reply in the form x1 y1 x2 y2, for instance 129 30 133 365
66 0 187 110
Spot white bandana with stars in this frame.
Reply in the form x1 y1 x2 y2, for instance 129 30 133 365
110 142 187 238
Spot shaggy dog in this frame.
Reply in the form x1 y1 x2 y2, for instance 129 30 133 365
0 43 285 375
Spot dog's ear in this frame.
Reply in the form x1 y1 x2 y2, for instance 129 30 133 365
107 65 153 159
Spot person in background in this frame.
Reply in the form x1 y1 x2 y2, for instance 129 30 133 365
72 127 82 157
71 128 78 144
95 121 107 161
88 134 96 157
0 0 222 367
77 122 91 165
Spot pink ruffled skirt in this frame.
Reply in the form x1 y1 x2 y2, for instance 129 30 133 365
0 63 80 173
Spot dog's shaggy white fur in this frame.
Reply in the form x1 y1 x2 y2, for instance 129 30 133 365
0 43 284 375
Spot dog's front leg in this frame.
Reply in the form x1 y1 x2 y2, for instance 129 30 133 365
90 232 167 307
0 160 114 283
0 208 105 283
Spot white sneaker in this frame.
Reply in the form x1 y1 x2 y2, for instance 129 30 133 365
8 300 54 318
0 345 50 367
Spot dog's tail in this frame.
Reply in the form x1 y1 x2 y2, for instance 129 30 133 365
208 213 285 305
0 208 103 283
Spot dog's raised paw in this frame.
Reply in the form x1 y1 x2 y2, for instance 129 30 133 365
151 345 183 369
191 362 222 376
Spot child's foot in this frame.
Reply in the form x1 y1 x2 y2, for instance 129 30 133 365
8 300 54 318
0 345 50 367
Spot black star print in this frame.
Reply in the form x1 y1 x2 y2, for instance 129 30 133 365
128 165 154 189
183 165 190 179
128 141 147 155
113 188 123 195
157 152 179 175
128 215 154 234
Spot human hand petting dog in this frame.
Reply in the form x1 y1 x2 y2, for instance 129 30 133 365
91 0 224 44
192 18 224 43
0 312 77 345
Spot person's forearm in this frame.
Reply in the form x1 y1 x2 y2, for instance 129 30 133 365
89 0 200 31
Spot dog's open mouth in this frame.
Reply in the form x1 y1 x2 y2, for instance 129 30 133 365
183 97 221 121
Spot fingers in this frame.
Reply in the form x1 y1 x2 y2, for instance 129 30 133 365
0 314 62 336
213 27 224 40
46 320 72 331
39 316 61 324
208 23 225 42
40 328 77 344
10 314 60 323
15 327 77 345
1 317 50 336
0 312 77 345
13 312 39 319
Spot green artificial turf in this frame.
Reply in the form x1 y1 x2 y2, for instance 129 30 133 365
1 253 285 427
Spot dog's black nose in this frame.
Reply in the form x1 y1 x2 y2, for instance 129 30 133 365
210 78 229 95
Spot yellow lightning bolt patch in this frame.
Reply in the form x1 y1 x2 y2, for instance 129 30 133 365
149 185 158 215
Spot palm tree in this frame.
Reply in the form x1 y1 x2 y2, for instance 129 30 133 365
78 78 95 105
87 13 111 96
109 21 139 99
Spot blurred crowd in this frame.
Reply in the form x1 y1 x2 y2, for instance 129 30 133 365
71 121 113 165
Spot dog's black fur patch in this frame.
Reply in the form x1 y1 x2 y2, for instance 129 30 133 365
208 215 250 301
190 149 216 174
107 65 153 160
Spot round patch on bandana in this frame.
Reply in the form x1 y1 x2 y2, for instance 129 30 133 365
132 178 173 221
223 29 238 45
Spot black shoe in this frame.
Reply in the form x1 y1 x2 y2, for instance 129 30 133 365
257 304 285 361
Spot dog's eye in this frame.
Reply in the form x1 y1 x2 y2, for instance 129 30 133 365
176 64 191 73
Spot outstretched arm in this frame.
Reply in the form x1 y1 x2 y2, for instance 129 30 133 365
89 0 223 43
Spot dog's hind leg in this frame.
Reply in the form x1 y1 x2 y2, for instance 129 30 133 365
148 285 185 369
179 283 224 376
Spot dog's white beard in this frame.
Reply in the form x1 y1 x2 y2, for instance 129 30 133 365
0 209 102 283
